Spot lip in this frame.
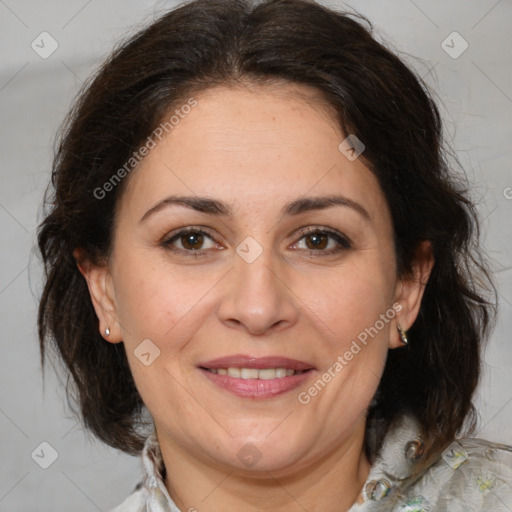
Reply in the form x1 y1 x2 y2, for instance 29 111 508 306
198 354 316 399
200 368 314 398
199 354 315 371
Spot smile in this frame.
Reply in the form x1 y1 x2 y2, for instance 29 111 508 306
198 355 315 398
204 367 305 379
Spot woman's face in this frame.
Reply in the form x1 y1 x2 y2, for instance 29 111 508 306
86 82 426 475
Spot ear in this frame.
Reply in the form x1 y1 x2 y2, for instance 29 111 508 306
390 240 434 349
73 247 122 343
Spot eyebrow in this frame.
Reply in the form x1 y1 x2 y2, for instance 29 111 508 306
139 194 370 223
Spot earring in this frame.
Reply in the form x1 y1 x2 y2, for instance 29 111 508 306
105 326 110 337
397 325 408 345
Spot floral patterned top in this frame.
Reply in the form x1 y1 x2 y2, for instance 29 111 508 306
109 414 512 511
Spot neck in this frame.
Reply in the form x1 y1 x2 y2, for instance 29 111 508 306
159 419 371 512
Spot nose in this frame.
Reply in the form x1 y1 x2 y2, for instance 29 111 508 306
217 244 299 336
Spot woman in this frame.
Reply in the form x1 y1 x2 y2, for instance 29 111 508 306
37 0 512 510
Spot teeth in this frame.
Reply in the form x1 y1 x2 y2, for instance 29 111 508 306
208 367 305 379
259 368 278 380
241 368 259 379
227 367 241 377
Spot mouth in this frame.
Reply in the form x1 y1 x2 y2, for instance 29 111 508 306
198 355 315 398
203 367 307 378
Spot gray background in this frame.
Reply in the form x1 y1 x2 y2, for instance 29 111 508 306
0 0 511 510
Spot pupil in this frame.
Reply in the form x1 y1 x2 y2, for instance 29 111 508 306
307 233 327 250
183 233 203 250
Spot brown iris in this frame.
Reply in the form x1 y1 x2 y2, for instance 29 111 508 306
181 232 205 250
305 232 328 250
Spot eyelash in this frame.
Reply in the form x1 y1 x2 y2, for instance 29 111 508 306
161 226 352 258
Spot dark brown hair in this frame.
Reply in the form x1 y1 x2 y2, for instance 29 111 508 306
38 0 496 470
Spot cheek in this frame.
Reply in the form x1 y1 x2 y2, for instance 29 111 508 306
301 252 395 348
112 251 222 348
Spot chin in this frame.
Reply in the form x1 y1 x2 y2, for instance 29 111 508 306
206 433 311 475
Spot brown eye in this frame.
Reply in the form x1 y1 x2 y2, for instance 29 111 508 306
294 228 352 255
163 228 218 256
180 232 205 250
304 232 329 250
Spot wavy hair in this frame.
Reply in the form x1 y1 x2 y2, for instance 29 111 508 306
38 0 496 469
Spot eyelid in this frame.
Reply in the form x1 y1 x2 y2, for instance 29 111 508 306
292 226 352 251
162 226 220 248
161 225 352 256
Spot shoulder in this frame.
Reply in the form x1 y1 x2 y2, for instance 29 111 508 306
404 437 512 511
354 414 512 512
108 484 145 512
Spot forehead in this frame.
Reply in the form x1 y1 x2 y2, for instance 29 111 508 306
118 83 390 227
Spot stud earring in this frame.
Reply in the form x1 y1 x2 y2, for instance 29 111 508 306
397 325 408 345
105 326 110 337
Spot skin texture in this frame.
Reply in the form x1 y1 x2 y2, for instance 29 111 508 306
77 82 433 511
